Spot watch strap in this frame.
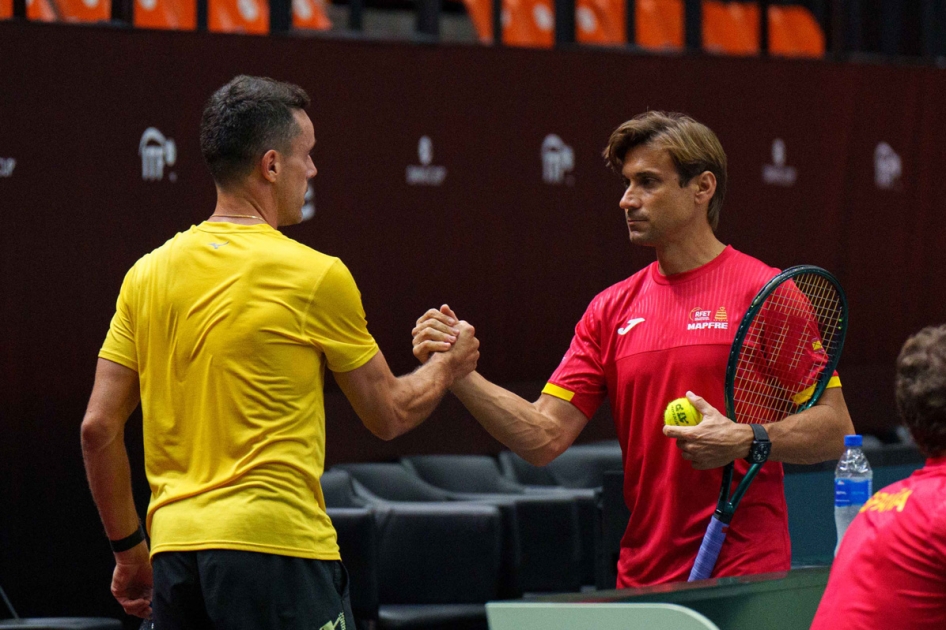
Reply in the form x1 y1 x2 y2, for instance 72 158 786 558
109 524 147 553
750 423 770 443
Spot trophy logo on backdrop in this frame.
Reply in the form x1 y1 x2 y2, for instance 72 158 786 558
874 142 902 190
301 181 316 221
406 136 447 186
541 134 574 185
0 157 15 178
762 138 797 187
139 128 177 182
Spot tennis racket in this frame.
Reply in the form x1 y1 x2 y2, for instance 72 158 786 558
688 265 848 581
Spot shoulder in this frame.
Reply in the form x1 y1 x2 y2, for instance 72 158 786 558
727 247 780 280
584 263 654 320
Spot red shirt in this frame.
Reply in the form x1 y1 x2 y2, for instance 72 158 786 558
811 457 946 629
544 246 792 587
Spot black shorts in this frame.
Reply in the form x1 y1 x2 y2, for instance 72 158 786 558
151 550 353 630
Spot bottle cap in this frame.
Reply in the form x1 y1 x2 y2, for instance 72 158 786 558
844 434 863 447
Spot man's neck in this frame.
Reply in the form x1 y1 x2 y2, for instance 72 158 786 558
655 232 727 276
208 187 278 228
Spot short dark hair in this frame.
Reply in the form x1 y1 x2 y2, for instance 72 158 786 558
896 324 946 457
200 75 310 187
603 111 727 231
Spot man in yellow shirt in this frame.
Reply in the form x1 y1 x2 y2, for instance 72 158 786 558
80 75 479 630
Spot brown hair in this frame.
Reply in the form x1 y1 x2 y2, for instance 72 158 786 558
200 75 311 187
896 324 946 457
603 111 727 231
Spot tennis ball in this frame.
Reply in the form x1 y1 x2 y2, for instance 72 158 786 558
664 397 703 426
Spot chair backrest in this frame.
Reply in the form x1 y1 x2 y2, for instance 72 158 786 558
209 0 267 33
321 469 364 508
334 463 454 502
134 0 196 30
546 441 623 488
291 0 330 30
498 450 559 486
402 455 526 494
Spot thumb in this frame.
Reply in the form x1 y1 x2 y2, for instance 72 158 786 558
440 303 459 322
686 390 714 415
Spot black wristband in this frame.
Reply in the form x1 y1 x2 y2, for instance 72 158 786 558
109 524 147 553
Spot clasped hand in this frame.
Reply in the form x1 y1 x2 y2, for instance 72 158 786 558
412 304 478 377
662 392 754 470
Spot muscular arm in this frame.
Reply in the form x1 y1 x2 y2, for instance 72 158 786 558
80 358 152 618
333 323 479 441
663 386 854 469
450 373 590 466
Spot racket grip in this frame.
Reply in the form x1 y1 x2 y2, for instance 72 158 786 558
688 515 728 581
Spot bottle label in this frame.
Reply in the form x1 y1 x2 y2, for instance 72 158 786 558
835 479 872 506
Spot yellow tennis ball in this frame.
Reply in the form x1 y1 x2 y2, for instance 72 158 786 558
664 397 703 426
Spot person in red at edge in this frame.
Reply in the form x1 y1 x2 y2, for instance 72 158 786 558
411 111 855 587
812 325 946 629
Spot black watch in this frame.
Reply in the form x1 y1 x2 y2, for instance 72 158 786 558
746 424 771 464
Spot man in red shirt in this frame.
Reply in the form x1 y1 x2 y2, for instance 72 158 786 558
812 325 946 629
413 111 854 587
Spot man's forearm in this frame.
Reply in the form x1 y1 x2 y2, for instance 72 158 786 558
767 389 854 464
450 372 569 465
81 423 142 541
385 356 456 438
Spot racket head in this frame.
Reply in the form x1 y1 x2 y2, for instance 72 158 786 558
725 265 848 425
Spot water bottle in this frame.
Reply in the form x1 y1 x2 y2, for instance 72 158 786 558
834 434 873 555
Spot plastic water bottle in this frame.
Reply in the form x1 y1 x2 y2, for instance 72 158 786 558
834 434 873 555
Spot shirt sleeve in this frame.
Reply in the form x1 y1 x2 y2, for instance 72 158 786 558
757 279 836 404
305 259 379 373
99 265 139 372
543 298 607 419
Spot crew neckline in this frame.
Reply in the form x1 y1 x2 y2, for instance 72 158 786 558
196 221 276 233
650 245 734 286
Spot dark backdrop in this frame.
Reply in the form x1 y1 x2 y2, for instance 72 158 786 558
2 21 946 622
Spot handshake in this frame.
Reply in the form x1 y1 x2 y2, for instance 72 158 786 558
412 304 479 385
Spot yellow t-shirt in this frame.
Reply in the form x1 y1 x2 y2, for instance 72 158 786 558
99 221 379 560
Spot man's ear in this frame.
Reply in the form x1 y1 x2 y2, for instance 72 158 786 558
261 149 279 183
693 171 717 205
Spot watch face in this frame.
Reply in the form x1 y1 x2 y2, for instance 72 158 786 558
751 443 771 464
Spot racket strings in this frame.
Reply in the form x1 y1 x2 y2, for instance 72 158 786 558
732 273 844 424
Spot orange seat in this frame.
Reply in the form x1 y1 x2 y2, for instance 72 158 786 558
636 0 683 49
769 4 824 57
292 0 330 30
134 0 196 29
27 0 60 20
462 0 619 47
1 0 11 19
209 0 268 33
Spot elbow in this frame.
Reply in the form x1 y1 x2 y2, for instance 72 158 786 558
363 409 406 442
520 440 568 468
80 414 118 455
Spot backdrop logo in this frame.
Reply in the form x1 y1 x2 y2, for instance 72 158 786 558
762 138 797 187
139 128 177 182
0 157 15 178
541 134 574 185
406 136 447 186
874 142 902 190
301 181 316 222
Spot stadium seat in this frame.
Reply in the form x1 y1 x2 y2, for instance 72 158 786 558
134 0 196 30
461 0 824 52
335 462 581 596
322 470 502 630
13 0 110 22
291 0 330 30
23 0 61 21
500 441 624 489
403 454 598 586
208 0 267 33
0 582 121 630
